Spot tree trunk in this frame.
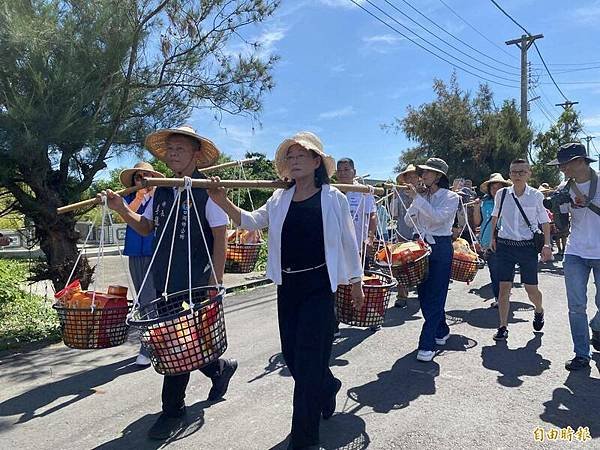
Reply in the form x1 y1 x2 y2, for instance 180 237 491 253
30 213 94 292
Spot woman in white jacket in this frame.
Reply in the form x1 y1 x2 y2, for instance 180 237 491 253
207 131 364 450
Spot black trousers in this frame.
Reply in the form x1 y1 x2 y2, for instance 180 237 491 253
277 266 337 449
155 289 222 416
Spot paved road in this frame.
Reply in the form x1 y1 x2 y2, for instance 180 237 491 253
1 259 599 449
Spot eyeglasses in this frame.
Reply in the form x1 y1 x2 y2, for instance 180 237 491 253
285 154 312 163
134 172 151 180
509 170 529 176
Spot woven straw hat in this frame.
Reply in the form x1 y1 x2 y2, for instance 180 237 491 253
395 164 417 184
144 125 220 168
479 173 512 192
119 162 165 187
274 131 336 180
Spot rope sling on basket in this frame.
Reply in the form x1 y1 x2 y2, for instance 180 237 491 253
451 199 483 284
53 199 133 349
374 187 431 288
335 187 397 328
128 176 228 376
225 161 264 274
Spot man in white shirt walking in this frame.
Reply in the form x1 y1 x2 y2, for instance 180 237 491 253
547 143 600 371
490 159 552 341
336 158 377 258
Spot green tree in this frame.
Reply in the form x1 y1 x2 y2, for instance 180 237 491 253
530 108 582 187
0 0 278 289
384 73 531 185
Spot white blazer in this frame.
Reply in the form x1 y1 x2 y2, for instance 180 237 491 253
239 184 363 293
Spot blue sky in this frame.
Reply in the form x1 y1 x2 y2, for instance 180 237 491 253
107 0 600 180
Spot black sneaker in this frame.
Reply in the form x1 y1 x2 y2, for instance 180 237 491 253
565 356 590 371
207 359 238 401
322 378 342 420
147 410 186 440
592 330 600 352
493 327 508 341
533 310 545 331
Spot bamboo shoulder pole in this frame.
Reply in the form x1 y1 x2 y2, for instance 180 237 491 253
200 157 259 173
56 185 143 215
57 178 411 214
144 178 389 195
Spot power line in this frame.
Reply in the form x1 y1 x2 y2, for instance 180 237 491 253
348 0 519 88
395 0 520 72
488 0 570 101
383 0 519 76
437 0 519 63
358 0 521 84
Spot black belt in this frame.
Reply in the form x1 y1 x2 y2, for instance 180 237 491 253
497 237 534 247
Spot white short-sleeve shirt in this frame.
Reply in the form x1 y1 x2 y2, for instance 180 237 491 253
492 185 549 241
346 191 377 246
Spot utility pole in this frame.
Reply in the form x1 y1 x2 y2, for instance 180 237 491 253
583 135 595 156
506 33 543 127
556 100 579 138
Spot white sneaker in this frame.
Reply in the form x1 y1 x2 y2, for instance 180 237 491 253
435 333 450 345
416 350 435 362
135 353 151 367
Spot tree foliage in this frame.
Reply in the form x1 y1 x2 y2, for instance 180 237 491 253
0 0 279 289
384 73 531 185
530 108 583 187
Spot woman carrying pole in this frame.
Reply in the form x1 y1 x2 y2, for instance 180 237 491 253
404 158 459 362
207 131 364 450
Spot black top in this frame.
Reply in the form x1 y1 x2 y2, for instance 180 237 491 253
281 190 326 271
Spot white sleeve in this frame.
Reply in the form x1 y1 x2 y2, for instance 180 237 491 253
536 195 551 224
141 196 154 221
366 194 377 214
205 198 229 228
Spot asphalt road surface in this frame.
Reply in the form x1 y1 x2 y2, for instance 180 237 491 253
1 258 599 449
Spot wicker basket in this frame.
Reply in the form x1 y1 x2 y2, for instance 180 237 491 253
129 287 227 375
451 256 480 283
53 301 130 349
225 242 263 273
375 248 430 288
335 271 396 328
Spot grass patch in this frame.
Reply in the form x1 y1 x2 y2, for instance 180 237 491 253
0 259 61 350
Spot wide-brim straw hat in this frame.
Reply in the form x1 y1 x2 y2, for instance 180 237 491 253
119 161 165 187
479 173 512 192
144 125 221 168
395 164 417 184
274 131 336 180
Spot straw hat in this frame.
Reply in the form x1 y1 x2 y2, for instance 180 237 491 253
395 164 417 184
144 124 221 168
479 173 512 192
119 161 165 187
274 131 336 180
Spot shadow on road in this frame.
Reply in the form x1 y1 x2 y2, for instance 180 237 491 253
268 413 370 450
540 356 600 438
346 351 439 413
446 301 532 330
480 333 550 387
93 400 212 449
0 357 140 424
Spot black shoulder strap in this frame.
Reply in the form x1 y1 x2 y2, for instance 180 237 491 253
511 192 536 233
496 188 507 222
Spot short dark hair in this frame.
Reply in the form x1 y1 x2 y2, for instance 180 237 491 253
510 158 528 166
337 157 355 169
437 176 450 190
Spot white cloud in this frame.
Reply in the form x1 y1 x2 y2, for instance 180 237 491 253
582 114 600 128
318 106 356 120
318 0 364 8
572 1 600 24
330 64 346 74
361 34 407 54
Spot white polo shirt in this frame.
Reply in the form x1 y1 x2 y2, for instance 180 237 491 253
492 185 549 241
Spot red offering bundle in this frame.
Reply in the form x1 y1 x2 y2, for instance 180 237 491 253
375 240 428 266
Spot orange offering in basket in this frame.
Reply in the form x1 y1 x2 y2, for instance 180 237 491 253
376 240 427 266
453 238 478 262
227 229 261 244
